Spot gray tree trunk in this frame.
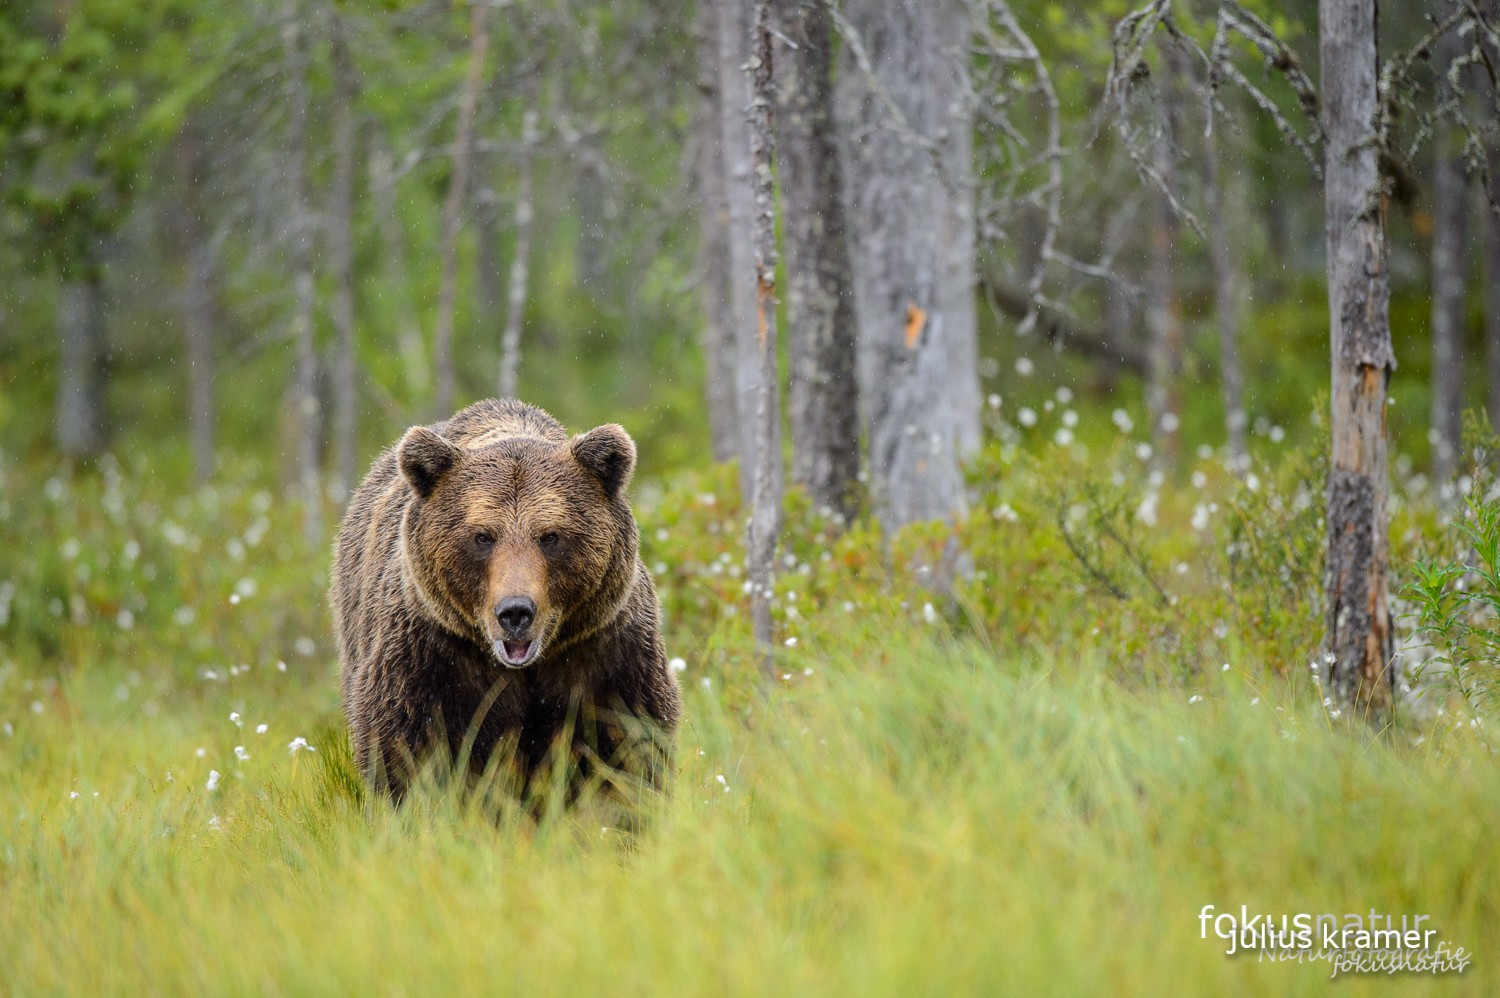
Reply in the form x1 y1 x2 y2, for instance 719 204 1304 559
55 267 107 458
1145 49 1182 471
1320 0 1395 714
1205 119 1247 473
747 0 783 679
718 0 783 508
1486 146 1500 425
369 133 430 402
696 0 738 463
498 105 537 400
282 0 321 540
933 2 981 458
329 11 360 504
836 0 966 529
1429 27 1467 486
771 0 859 519
173 126 216 482
433 1 490 419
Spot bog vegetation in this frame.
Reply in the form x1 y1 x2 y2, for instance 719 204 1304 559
3 0 1500 992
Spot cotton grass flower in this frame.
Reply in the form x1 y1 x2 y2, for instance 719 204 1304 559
255 724 268 734
287 737 315 755
205 770 221 791
233 746 250 761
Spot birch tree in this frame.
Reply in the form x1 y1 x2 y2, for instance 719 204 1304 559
696 0 738 462
329 9 360 502
498 103 537 400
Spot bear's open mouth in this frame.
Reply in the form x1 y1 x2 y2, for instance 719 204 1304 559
494 638 540 668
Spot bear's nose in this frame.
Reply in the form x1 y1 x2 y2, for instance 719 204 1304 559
495 596 536 637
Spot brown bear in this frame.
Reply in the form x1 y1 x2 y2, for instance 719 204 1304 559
331 399 681 800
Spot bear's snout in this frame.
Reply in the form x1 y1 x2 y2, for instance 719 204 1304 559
496 596 536 637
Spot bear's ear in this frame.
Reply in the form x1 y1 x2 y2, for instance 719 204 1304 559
570 423 636 500
398 426 462 498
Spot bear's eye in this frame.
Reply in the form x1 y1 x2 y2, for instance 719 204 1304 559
539 532 560 548
475 532 494 549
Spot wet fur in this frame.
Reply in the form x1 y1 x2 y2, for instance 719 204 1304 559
332 399 681 800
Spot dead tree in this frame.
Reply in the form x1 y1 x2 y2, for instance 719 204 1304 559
1145 43 1183 471
719 0 783 508
329 9 360 502
498 104 537 400
1204 111 1247 472
1320 0 1394 713
172 124 218 482
433 1 491 418
770 0 859 519
696 0 739 462
282 0 321 540
1429 25 1468 486
835 0 966 528
748 0 783 678
55 261 108 458
1488 147 1500 423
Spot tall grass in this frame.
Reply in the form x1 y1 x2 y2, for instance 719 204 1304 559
2 630 1495 995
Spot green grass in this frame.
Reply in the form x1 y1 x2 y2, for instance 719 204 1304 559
2 629 1496 995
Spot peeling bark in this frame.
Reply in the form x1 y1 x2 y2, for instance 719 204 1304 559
771 0 859 519
1320 0 1394 715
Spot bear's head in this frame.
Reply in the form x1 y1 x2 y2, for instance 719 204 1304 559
396 422 638 668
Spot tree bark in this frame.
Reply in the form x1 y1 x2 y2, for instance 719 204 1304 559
329 10 360 504
770 0 859 520
282 0 321 540
370 132 430 402
433 1 490 419
933 1 981 458
1320 0 1395 715
1487 145 1500 425
498 105 537 400
696 0 738 463
1205 119 1247 473
173 125 216 482
836 0 965 529
1429 27 1467 486
55 265 107 458
1145 46 1183 471
718 0 783 508
748 0 783 679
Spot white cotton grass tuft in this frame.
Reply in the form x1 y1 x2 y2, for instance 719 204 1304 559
205 770 221 791
233 746 250 761
668 657 687 674
287 737 315 755
256 723 268 734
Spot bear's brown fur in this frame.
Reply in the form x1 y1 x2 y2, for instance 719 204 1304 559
331 399 681 799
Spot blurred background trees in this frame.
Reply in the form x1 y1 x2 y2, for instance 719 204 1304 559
2 0 1498 707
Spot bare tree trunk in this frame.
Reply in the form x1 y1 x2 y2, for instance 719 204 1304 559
718 0 783 508
1320 0 1395 715
433 1 490 418
748 0 782 679
1205 119 1247 473
1145 49 1182 471
329 11 360 503
836 0 965 528
1429 27 1468 486
696 0 738 463
370 133 430 402
498 105 537 400
1487 146 1500 424
771 0 859 519
934 1 981 458
173 126 216 482
55 265 107 458
282 0 321 540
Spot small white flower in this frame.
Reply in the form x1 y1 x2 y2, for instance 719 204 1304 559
205 770 221 791
276 661 288 673
700 677 712 690
1056 386 1073 403
1135 442 1153 461
1160 412 1180 433
987 393 1002 409
804 668 813 676
195 747 207 758
1245 473 1261 492
783 637 798 647
208 815 222 830
1111 409 1134 433
1015 357 1034 376
255 723 268 734
234 746 250 761
287 737 314 755
1191 470 1208 489
1053 427 1074 447
30 701 42 715
1017 407 1037 427
229 712 242 727
1269 426 1285 443
922 602 938 625
1221 663 1230 672
1188 695 1203 704
70 791 80 800
668 657 687 674
1251 698 1260 706
1062 409 1078 427
715 774 726 785
1191 504 1210 531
